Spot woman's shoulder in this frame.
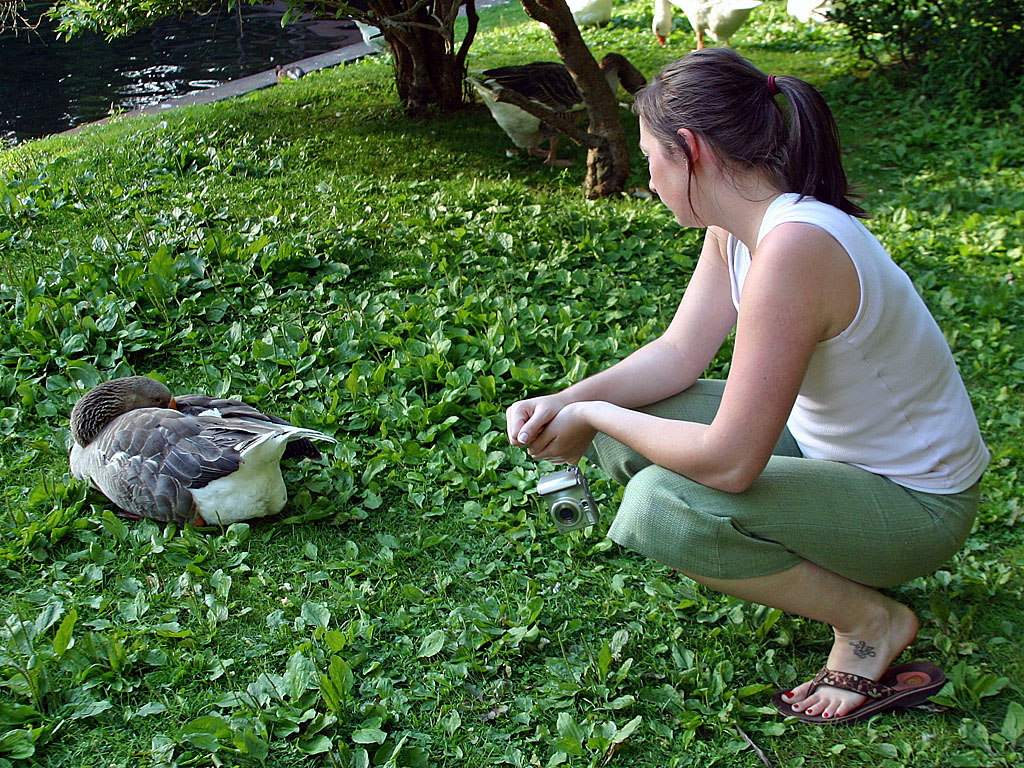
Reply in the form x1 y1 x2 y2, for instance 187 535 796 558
763 193 853 229
760 194 882 259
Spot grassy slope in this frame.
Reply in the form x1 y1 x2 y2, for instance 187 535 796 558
1 2 1022 767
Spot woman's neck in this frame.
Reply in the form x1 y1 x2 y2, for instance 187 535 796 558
697 169 784 252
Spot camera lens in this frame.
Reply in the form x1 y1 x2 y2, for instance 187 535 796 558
552 501 579 524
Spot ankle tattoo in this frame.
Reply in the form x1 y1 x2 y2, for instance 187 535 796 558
849 640 877 659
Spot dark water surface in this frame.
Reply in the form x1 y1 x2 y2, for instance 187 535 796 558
1 1 360 146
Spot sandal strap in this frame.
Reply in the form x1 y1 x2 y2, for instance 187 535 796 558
808 667 894 700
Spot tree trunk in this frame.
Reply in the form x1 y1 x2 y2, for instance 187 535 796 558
519 0 632 198
365 0 477 116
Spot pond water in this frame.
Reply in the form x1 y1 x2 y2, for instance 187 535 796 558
1 1 361 146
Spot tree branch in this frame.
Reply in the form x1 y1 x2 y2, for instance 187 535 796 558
1 0 43 34
300 0 441 34
455 0 478 70
487 85 601 149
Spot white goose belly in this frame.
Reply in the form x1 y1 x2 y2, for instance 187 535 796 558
190 436 289 525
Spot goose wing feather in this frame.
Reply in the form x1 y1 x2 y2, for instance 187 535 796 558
71 408 240 524
175 394 322 459
108 409 243 485
479 62 582 112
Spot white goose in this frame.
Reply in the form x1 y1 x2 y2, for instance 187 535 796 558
786 0 832 23
468 53 646 166
652 0 763 49
568 0 614 27
69 376 335 527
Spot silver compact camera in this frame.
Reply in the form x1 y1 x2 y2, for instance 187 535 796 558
536 466 599 533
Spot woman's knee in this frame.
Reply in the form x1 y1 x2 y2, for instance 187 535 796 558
616 465 718 547
589 431 652 485
622 464 679 505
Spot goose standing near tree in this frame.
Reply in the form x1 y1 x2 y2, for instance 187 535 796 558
468 53 646 166
69 376 335 527
652 0 763 49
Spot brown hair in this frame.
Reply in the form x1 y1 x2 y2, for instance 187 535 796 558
634 48 866 218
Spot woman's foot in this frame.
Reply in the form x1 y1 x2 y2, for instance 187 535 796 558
780 599 920 720
681 561 924 721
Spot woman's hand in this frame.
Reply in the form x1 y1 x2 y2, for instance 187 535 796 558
522 402 599 465
506 393 568 448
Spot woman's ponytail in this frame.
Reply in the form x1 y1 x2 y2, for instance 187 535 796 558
771 75 866 217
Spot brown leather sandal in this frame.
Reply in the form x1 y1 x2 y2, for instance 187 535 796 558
771 661 947 724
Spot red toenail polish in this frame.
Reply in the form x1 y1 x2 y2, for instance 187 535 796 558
823 713 830 719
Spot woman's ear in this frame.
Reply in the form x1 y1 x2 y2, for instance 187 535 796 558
677 128 702 163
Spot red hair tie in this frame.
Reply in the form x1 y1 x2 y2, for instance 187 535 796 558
767 75 779 96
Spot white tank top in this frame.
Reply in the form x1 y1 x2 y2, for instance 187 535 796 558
727 193 989 493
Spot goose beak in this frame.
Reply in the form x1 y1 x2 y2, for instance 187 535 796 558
169 398 178 410
656 34 666 46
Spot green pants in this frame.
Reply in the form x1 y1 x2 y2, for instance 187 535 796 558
589 380 979 588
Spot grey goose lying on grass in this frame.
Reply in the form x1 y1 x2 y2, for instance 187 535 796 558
69 376 335 527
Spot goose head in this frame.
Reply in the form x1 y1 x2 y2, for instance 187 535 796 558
652 0 673 46
70 376 174 447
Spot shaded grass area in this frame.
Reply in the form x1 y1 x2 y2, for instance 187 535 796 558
1 2 1022 766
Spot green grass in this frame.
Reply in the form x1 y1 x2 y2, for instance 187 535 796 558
1 2 1022 766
